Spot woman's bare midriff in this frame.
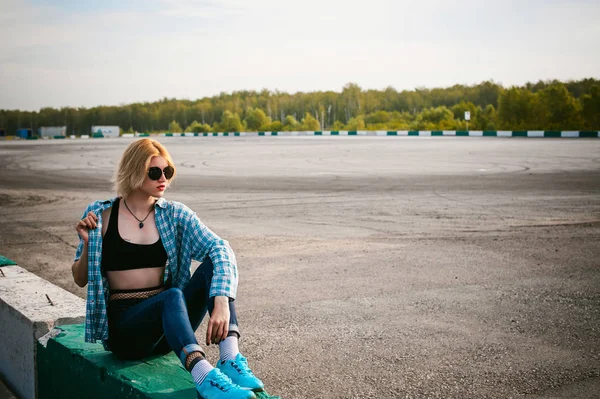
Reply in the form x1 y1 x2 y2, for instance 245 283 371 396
106 266 165 290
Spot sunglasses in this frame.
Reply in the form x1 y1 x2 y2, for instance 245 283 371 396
148 166 174 180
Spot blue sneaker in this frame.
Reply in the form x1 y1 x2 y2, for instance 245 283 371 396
217 353 265 392
196 368 256 399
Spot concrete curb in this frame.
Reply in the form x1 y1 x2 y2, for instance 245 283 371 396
0 264 85 399
0 260 196 398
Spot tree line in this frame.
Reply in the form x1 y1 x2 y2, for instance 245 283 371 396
1 79 598 135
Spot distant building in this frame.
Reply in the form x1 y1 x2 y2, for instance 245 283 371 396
16 128 33 138
91 125 120 138
38 126 66 138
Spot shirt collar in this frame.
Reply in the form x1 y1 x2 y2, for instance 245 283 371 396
101 196 119 205
156 197 167 208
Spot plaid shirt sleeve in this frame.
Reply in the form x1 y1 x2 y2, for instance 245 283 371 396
74 199 113 344
180 205 238 299
74 204 93 262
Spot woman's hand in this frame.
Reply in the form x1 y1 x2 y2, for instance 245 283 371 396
75 211 97 243
206 296 230 345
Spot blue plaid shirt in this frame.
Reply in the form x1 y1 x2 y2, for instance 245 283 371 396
74 196 238 345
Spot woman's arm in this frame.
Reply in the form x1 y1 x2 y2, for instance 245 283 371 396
72 210 98 287
71 244 89 287
184 208 238 299
180 205 238 344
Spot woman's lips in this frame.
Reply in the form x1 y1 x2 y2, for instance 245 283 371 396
157 185 166 191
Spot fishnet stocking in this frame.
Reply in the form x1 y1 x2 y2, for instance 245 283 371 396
109 287 165 301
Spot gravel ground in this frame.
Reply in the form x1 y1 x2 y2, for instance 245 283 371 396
0 137 599 398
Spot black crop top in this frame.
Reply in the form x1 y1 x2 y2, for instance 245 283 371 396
101 198 168 272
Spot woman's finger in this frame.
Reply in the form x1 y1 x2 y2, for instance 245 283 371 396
89 212 98 224
83 217 96 229
211 321 219 344
221 323 229 342
212 321 222 344
219 314 229 342
215 322 225 344
206 322 213 346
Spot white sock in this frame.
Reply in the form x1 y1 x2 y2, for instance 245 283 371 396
191 359 214 386
219 335 240 361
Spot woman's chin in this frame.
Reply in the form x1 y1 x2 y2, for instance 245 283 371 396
142 189 165 198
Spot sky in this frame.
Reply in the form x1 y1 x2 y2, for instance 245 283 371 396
1 0 599 111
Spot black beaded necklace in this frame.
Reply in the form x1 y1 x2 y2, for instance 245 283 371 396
123 199 155 229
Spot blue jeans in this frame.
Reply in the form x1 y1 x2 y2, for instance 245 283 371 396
107 256 239 362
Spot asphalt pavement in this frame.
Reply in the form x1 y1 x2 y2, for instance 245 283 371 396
0 136 599 398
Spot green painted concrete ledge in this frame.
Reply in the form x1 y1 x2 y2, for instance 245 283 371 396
0 255 17 266
37 324 196 398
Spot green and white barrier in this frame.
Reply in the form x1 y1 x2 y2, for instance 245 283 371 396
185 130 599 137
2 130 598 140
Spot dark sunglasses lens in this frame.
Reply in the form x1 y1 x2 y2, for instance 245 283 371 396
164 166 174 180
148 167 162 180
148 166 174 180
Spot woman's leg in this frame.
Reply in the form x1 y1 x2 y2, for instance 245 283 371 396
151 256 240 355
109 288 202 361
184 256 240 337
109 287 254 399
180 257 263 392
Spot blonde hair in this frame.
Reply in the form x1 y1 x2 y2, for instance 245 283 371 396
113 138 176 197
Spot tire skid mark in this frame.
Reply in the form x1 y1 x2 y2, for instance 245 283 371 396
490 162 531 173
180 161 196 168
297 220 393 235
199 197 371 212
475 162 531 175
432 190 506 216
208 193 355 204
1 212 78 250
511 220 600 228
87 158 115 168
